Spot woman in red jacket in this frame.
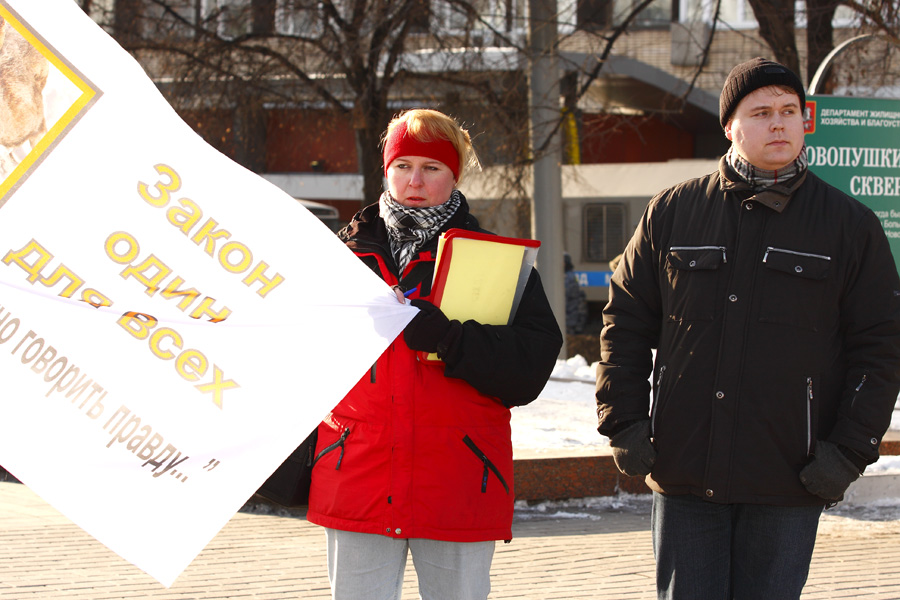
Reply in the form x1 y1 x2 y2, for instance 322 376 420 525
307 109 562 600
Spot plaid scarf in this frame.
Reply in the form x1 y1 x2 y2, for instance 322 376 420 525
727 144 808 190
379 190 462 272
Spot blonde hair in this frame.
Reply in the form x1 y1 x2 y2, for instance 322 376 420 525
382 109 481 185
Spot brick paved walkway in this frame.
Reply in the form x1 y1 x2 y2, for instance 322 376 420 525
1 482 899 599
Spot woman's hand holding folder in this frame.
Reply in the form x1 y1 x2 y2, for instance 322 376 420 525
404 299 462 360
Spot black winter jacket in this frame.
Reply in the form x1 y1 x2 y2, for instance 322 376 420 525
596 158 900 506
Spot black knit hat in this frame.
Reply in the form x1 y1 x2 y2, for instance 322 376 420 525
719 57 806 128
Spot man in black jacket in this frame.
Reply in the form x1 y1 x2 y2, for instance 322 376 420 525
595 57 900 600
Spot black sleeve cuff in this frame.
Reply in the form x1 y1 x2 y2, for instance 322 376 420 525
838 444 869 472
436 321 463 364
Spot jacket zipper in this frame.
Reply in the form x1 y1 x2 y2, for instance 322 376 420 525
462 435 510 494
314 427 351 470
650 365 666 437
669 246 728 264
763 247 831 262
806 377 814 456
851 373 868 411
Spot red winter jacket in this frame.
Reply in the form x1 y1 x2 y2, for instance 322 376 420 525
306 196 561 541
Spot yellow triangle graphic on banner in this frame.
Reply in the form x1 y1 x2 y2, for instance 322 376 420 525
0 2 101 206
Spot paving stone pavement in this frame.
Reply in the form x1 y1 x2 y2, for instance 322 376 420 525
1 481 899 599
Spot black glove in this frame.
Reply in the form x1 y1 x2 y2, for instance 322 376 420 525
799 440 861 501
404 299 461 356
609 420 656 477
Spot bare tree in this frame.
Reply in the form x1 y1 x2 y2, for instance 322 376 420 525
806 0 841 88
745 0 899 87
82 0 536 209
81 0 712 219
745 0 801 75
843 0 900 41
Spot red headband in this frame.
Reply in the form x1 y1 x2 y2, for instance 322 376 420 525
382 121 460 180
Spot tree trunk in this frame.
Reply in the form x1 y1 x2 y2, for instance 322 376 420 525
232 93 268 173
805 0 840 90
353 103 391 209
745 0 801 76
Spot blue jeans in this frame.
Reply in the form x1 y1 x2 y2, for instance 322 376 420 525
651 492 824 600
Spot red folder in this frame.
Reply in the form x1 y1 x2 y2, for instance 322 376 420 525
420 228 540 363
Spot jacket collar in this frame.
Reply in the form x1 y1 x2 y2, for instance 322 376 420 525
717 156 807 214
338 192 478 272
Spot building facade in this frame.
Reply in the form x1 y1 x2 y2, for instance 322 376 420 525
79 0 871 323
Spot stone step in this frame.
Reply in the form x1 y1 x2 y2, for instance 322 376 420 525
513 431 900 502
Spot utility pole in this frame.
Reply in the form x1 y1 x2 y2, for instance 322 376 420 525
528 0 566 357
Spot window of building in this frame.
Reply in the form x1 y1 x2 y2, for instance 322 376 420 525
564 0 673 32
275 0 324 36
135 0 201 39
576 0 612 31
618 0 671 28
129 0 320 40
583 203 627 263
431 0 526 43
678 0 857 29
208 0 252 38
121 0 250 40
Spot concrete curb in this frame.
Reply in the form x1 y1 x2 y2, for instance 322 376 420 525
842 472 900 506
513 454 647 501
513 433 900 502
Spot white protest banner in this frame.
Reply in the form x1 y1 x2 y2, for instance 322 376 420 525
0 0 414 587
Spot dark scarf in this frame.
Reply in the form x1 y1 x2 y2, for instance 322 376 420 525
726 144 808 190
379 190 462 272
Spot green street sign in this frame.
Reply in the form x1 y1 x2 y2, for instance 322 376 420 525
805 95 900 275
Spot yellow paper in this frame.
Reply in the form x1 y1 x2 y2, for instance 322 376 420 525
424 231 538 362
438 238 525 324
